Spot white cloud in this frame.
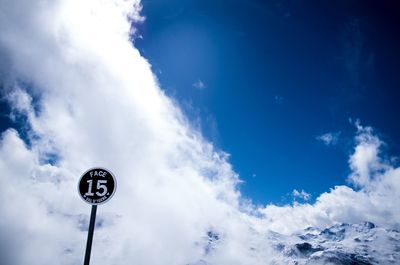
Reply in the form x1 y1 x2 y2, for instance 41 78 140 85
292 189 311 201
316 131 341 146
348 125 387 187
260 124 400 234
193 79 206 90
0 0 399 264
0 1 274 264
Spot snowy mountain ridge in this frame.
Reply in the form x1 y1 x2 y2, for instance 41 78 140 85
268 221 400 264
191 222 400 265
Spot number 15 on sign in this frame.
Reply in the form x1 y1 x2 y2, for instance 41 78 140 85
78 168 116 205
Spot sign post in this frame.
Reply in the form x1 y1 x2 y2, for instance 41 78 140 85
78 167 117 265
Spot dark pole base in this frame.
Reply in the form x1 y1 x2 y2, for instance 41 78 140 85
84 205 97 265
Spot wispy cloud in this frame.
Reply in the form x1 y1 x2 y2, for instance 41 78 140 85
342 19 375 94
292 189 311 201
316 131 341 146
273 95 284 104
192 79 206 90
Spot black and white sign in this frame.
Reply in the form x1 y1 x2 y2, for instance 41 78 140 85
78 167 117 205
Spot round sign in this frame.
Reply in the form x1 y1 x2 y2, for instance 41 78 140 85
78 167 117 205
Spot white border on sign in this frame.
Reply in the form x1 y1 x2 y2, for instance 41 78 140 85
77 167 117 205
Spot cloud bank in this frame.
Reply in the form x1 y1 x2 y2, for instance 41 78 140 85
0 0 399 264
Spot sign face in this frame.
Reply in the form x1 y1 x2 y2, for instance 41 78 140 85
78 167 117 205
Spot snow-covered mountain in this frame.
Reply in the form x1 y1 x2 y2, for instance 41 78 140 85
267 222 400 264
192 222 400 265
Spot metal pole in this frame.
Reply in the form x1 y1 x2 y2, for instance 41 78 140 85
84 205 97 265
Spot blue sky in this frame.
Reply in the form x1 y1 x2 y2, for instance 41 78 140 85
134 0 400 204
